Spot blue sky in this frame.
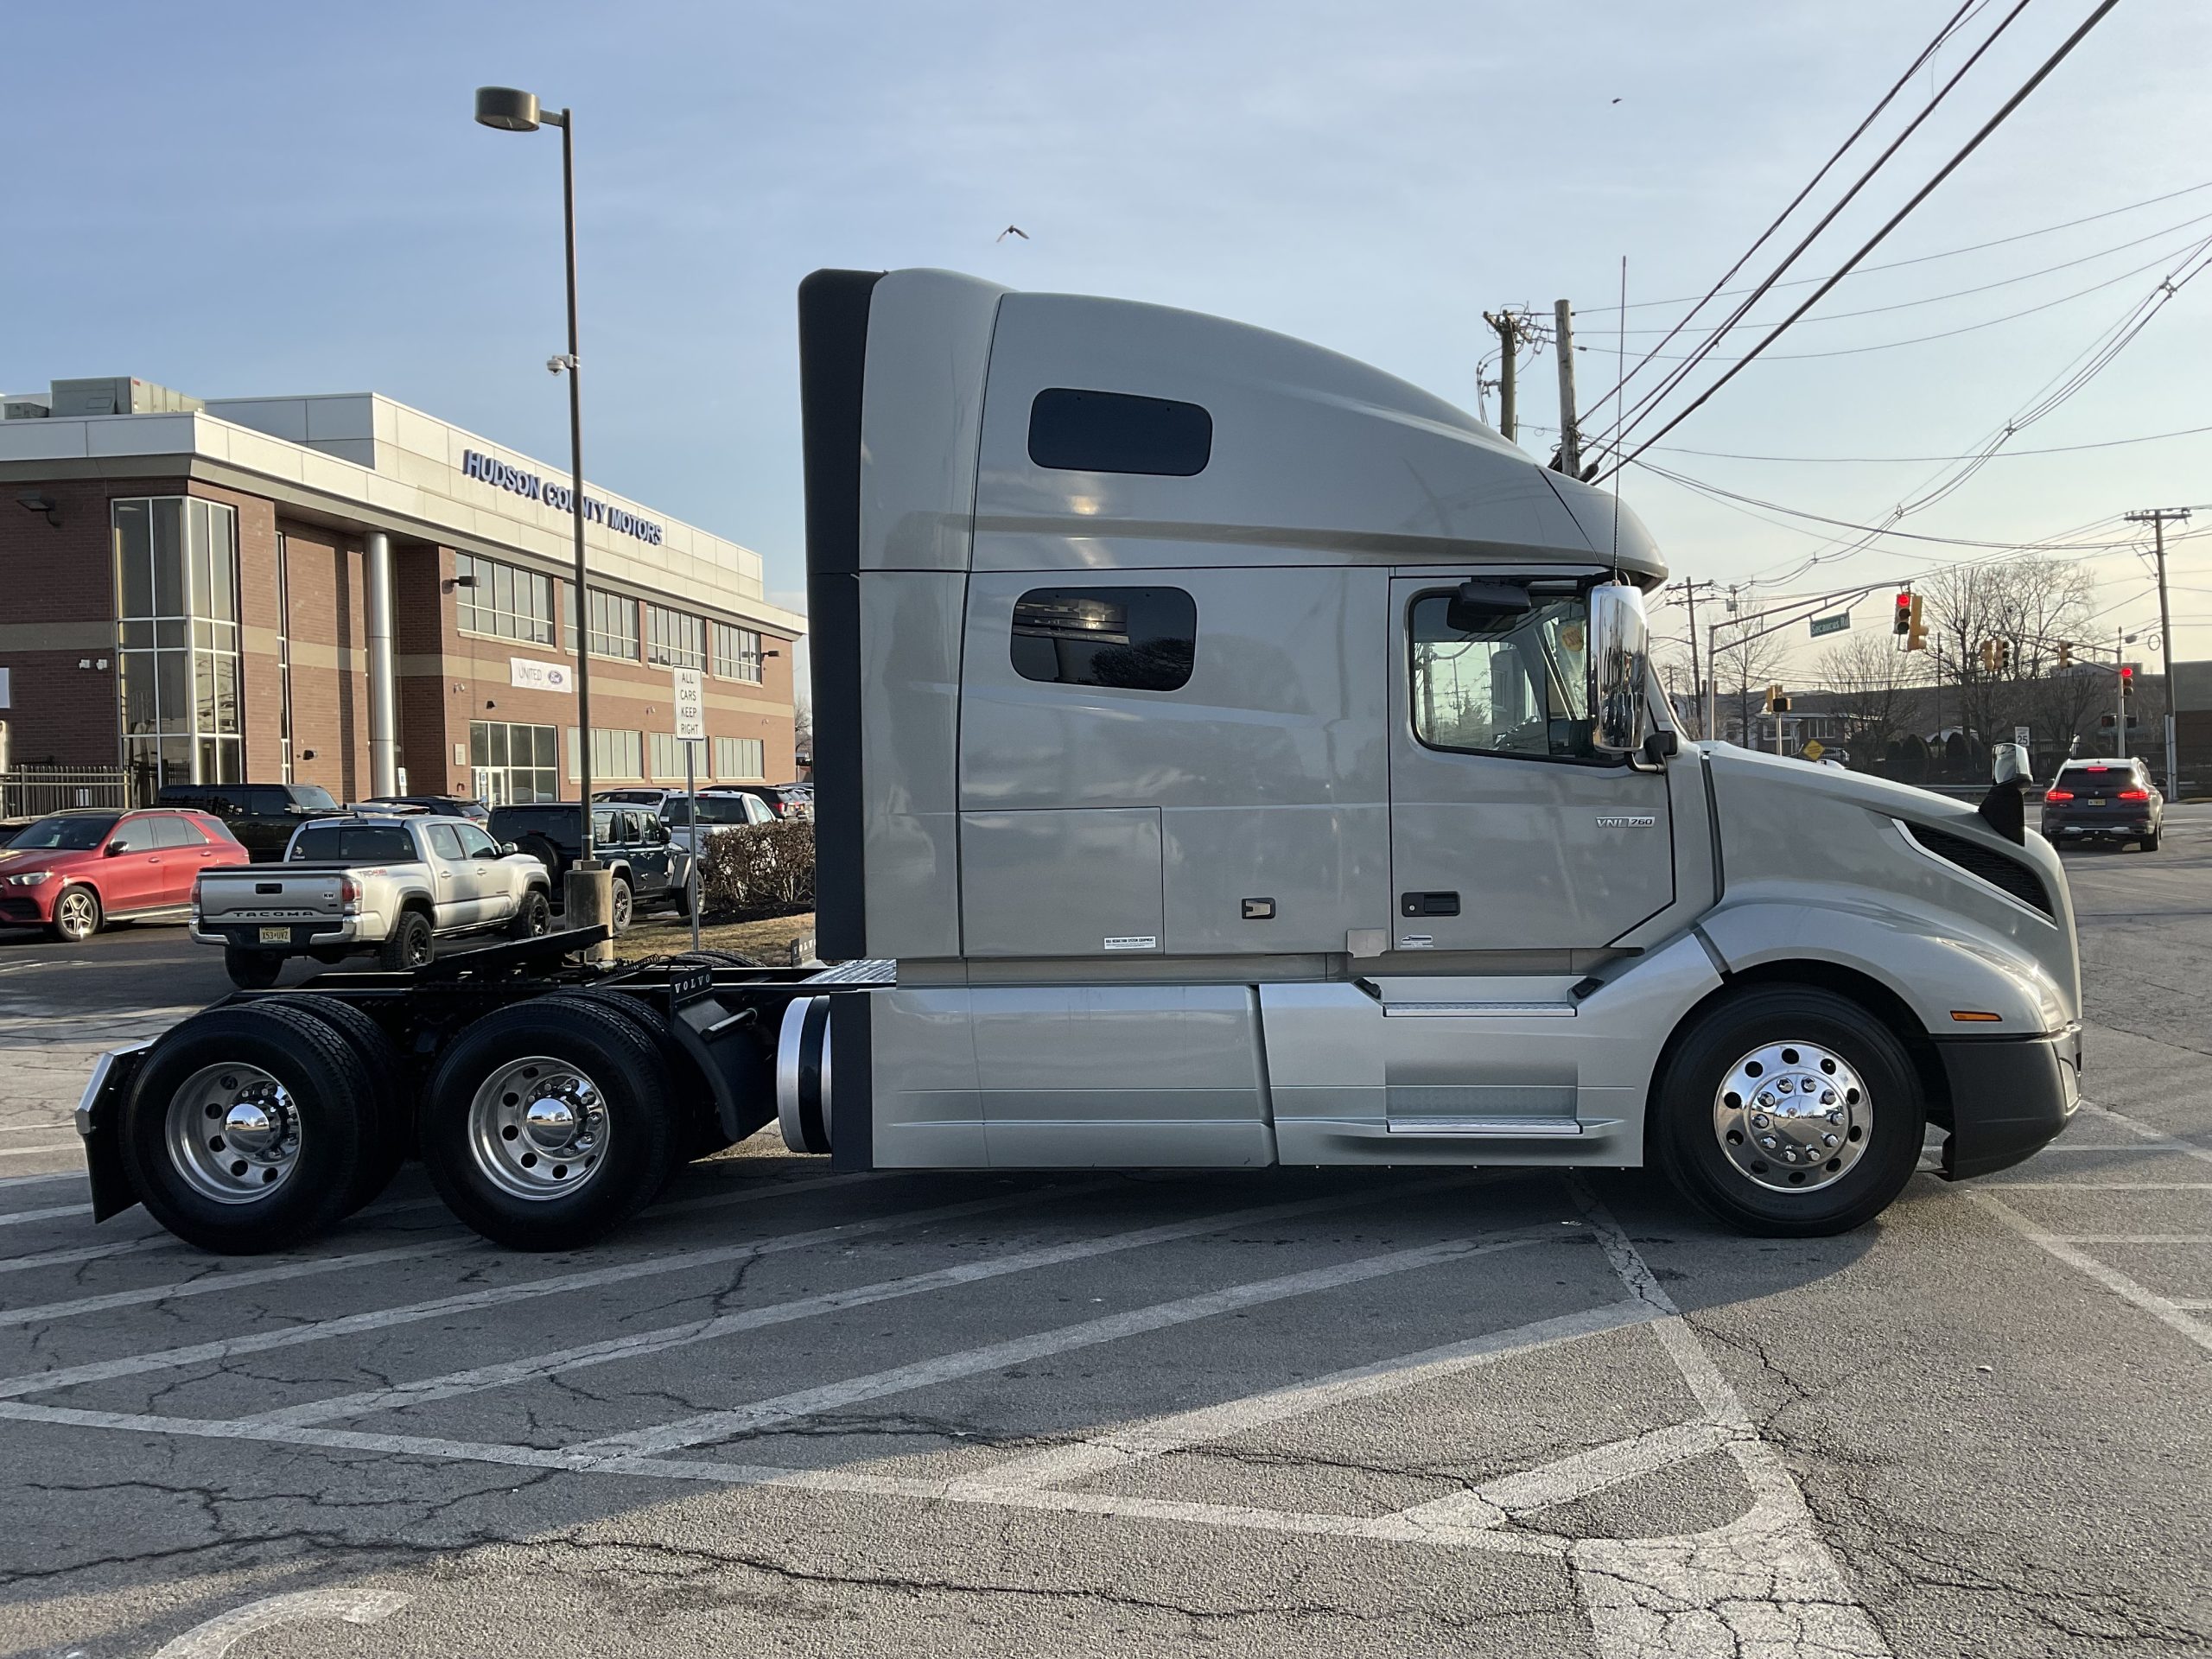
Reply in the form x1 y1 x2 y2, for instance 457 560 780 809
8 1 2209 666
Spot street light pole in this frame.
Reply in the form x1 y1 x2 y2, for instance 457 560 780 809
476 86 612 957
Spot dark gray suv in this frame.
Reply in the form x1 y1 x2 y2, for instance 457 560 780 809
2040 758 2164 852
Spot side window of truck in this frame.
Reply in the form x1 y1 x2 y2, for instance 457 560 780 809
1027 388 1212 476
1410 590 1604 763
426 823 465 861
1010 586 1196 693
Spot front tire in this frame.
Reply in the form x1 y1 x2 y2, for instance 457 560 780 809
49 885 102 943
417 995 677 1249
118 1002 374 1253
608 876 634 937
1651 986 1924 1237
224 949 285 989
508 887 553 939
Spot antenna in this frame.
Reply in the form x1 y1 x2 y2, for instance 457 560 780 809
1611 256 1626 576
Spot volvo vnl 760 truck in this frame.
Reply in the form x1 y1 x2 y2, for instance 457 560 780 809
75 268 2082 1254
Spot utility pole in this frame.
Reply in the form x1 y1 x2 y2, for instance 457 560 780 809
1481 310 1522 444
2115 625 2128 753
2126 507 2190 798
1553 299 1580 478
1667 577 1719 739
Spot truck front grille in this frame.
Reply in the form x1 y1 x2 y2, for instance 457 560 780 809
1906 823 2055 918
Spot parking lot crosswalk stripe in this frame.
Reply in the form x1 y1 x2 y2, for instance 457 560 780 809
1965 1190 2212 1357
970 1296 1655 1495
571 1230 1555 1463
0 1243 454 1328
242 1175 1480 1428
0 1183 1115 1401
1398 1421 1732 1532
0 1204 87 1230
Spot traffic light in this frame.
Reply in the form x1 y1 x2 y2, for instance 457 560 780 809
1994 639 2012 673
2120 664 2134 702
1894 593 1912 637
1905 594 1927 652
1979 639 1997 672
2056 640 2072 670
1764 683 1791 714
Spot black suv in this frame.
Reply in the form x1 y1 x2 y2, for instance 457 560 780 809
154 782 343 861
2041 758 2164 852
486 802 687 932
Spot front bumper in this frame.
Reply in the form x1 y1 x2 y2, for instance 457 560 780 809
1934 1024 2082 1179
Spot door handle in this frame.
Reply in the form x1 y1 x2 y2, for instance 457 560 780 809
1400 891 1460 918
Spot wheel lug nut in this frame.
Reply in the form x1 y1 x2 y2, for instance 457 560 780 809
1751 1115 1770 1129
1823 1134 1839 1147
1759 1135 1777 1149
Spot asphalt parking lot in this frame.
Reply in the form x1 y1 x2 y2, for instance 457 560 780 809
1 812 2208 1657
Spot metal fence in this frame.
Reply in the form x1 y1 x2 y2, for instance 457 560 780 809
0 766 130 819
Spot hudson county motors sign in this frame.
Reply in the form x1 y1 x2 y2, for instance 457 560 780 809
461 449 664 545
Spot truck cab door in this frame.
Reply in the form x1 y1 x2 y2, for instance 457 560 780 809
1387 576 1672 953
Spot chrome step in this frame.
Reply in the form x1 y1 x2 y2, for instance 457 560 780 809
1380 1001 1576 1019
1383 1116 1586 1138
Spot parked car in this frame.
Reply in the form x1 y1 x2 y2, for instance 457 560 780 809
361 794 491 823
719 782 811 821
155 782 343 861
0 808 247 942
488 802 689 929
595 786 778 856
2040 758 2164 851
192 813 552 987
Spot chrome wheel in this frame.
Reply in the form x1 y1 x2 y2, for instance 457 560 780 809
1712 1039 1868 1193
55 888 99 940
164 1063 301 1203
467 1055 609 1200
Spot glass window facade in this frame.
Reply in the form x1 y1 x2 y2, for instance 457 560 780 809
456 552 554 644
468 720 559 804
711 621 764 683
115 498 244 799
567 726 643 781
563 584 639 659
649 731 709 779
645 603 706 670
713 736 765 779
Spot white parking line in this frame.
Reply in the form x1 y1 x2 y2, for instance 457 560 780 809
0 1204 88 1230
1964 1191 2212 1357
152 1587 411 1658
571 1230 1554 1462
0 1182 1109 1400
2049 1234 2212 1245
0 1145 76 1160
972 1297 1654 1494
1989 1182 2212 1190
1 1232 246 1278
0 1170 86 1190
245 1176 1480 1428
1399 1420 1732 1532
0 1243 454 1328
2076 1101 2212 1166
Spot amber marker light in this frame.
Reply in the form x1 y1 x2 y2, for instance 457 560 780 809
1950 1011 2005 1023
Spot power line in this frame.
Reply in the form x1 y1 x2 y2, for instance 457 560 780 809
1611 207 2212 333
1573 180 2212 314
1595 1 2127 483
1629 420 2212 465
1592 0 2025 460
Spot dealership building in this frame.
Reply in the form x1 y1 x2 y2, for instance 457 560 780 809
0 376 801 807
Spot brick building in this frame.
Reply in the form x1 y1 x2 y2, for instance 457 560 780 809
0 378 800 806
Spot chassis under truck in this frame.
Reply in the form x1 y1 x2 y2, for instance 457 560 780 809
77 268 2083 1253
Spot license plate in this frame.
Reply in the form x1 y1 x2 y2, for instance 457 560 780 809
257 926 291 944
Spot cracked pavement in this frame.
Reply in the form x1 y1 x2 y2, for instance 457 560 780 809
0 816 2208 1656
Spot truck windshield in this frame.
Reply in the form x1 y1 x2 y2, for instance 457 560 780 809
289 824 416 862
8 816 118 850
1411 591 1599 761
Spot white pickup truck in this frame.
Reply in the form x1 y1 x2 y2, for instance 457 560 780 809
191 814 553 988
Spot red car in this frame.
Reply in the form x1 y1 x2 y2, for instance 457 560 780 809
0 808 247 942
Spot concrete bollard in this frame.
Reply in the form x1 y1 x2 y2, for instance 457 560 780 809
563 862 616 966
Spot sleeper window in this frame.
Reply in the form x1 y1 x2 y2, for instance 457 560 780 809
1410 591 1602 762
1027 389 1212 476
1011 587 1196 693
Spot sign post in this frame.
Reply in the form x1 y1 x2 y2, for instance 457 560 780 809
673 668 705 951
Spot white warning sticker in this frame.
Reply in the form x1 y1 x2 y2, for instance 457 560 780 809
1102 936 1159 950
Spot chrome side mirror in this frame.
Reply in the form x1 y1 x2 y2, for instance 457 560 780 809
1588 582 1650 755
1991 742 2032 786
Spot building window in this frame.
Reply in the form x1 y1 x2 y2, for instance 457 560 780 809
1010 586 1197 692
650 732 709 779
563 584 640 659
711 621 764 683
114 497 244 800
455 552 554 644
713 735 765 780
468 721 559 804
568 726 643 781
645 603 706 670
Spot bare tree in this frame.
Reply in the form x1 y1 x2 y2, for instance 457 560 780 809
1918 556 2095 750
1815 632 1914 760
1711 626 1790 747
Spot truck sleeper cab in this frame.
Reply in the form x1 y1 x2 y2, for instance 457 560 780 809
77 269 2082 1255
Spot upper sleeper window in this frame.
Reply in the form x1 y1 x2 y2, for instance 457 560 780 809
1011 587 1197 693
1027 389 1212 476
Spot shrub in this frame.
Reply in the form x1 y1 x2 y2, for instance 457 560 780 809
696 819 814 918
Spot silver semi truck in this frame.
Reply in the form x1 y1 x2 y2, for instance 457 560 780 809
74 268 2081 1255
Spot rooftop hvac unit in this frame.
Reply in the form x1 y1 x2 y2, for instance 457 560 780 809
2 396 49 421
46 378 204 418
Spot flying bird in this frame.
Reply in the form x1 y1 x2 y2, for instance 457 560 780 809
996 226 1030 242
